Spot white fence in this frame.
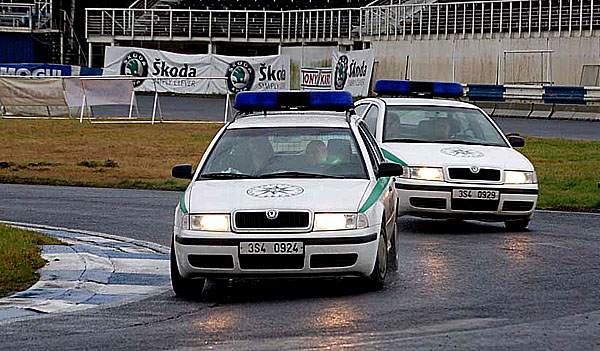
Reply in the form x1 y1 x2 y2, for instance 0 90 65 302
0 1 53 31
0 3 33 31
86 0 600 44
0 76 231 124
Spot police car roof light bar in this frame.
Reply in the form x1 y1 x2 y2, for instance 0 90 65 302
374 80 464 98
234 91 354 113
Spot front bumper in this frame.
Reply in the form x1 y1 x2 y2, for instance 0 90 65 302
396 182 538 221
173 227 379 279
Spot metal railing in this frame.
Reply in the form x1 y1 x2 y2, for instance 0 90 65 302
0 3 32 31
363 0 600 39
86 7 362 42
86 0 600 43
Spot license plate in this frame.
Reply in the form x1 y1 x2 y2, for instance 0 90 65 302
452 189 499 200
239 242 304 255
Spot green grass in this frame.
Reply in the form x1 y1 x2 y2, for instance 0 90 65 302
520 137 600 212
0 224 64 298
0 119 598 211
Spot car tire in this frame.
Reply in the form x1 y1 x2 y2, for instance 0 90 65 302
170 239 205 298
504 219 530 231
367 225 388 290
388 220 399 272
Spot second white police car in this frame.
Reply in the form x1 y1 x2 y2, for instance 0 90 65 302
356 80 539 230
171 91 403 297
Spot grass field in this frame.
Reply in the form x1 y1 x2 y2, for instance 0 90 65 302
0 119 598 211
0 224 64 298
0 119 222 190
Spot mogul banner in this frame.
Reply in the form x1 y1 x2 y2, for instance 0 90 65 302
300 67 332 91
103 47 290 94
331 49 375 97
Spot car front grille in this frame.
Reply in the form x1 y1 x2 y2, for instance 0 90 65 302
502 201 535 212
409 197 447 209
234 211 310 231
451 199 500 211
239 255 305 270
448 168 501 182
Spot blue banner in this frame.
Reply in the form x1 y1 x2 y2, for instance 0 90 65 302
0 64 72 76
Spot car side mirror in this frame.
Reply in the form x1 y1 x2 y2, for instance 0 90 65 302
377 162 404 178
172 164 194 180
507 135 525 147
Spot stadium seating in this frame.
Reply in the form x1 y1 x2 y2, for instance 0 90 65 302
175 0 374 11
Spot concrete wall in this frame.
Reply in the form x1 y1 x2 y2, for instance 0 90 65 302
282 46 337 89
373 34 600 85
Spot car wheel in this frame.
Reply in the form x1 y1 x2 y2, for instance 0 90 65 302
504 219 530 231
367 225 388 290
170 239 205 298
388 220 399 272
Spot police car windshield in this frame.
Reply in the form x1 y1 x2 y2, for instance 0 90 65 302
199 127 369 180
383 106 508 147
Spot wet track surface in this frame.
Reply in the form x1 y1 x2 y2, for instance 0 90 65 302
1 184 599 350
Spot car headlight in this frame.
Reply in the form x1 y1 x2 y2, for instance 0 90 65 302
505 170 537 184
404 167 444 181
187 214 230 232
314 213 368 231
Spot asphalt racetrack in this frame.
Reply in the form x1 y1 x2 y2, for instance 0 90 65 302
1 183 599 350
92 96 600 141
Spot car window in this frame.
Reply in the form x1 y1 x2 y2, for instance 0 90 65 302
199 127 369 179
355 104 370 117
382 105 508 147
363 105 379 137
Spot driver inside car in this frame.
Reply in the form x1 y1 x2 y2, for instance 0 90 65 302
248 137 274 172
304 140 328 168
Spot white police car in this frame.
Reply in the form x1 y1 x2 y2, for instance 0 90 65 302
170 91 403 297
356 80 538 230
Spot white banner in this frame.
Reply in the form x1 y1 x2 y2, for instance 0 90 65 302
103 47 290 94
64 78 133 107
301 67 332 91
0 77 67 107
331 49 375 97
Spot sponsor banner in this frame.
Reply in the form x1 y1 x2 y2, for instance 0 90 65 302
103 47 290 94
300 67 332 91
213 54 290 93
103 47 211 93
331 49 375 97
0 64 72 77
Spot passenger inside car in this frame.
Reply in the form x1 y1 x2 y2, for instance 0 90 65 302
304 140 328 168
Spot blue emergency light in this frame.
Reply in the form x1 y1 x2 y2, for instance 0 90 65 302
234 91 354 112
374 80 464 98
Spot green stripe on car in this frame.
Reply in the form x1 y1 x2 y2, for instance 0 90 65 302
359 177 390 213
180 194 188 214
382 148 407 166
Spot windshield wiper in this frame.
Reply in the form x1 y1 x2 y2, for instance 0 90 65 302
384 138 428 143
200 172 255 179
258 171 345 179
430 140 502 146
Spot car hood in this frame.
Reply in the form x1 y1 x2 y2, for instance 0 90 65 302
187 179 370 213
382 143 534 170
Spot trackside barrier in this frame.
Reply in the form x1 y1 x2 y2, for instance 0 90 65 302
542 86 586 105
462 84 600 120
0 76 231 124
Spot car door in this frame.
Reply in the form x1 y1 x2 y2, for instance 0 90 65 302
358 122 397 236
